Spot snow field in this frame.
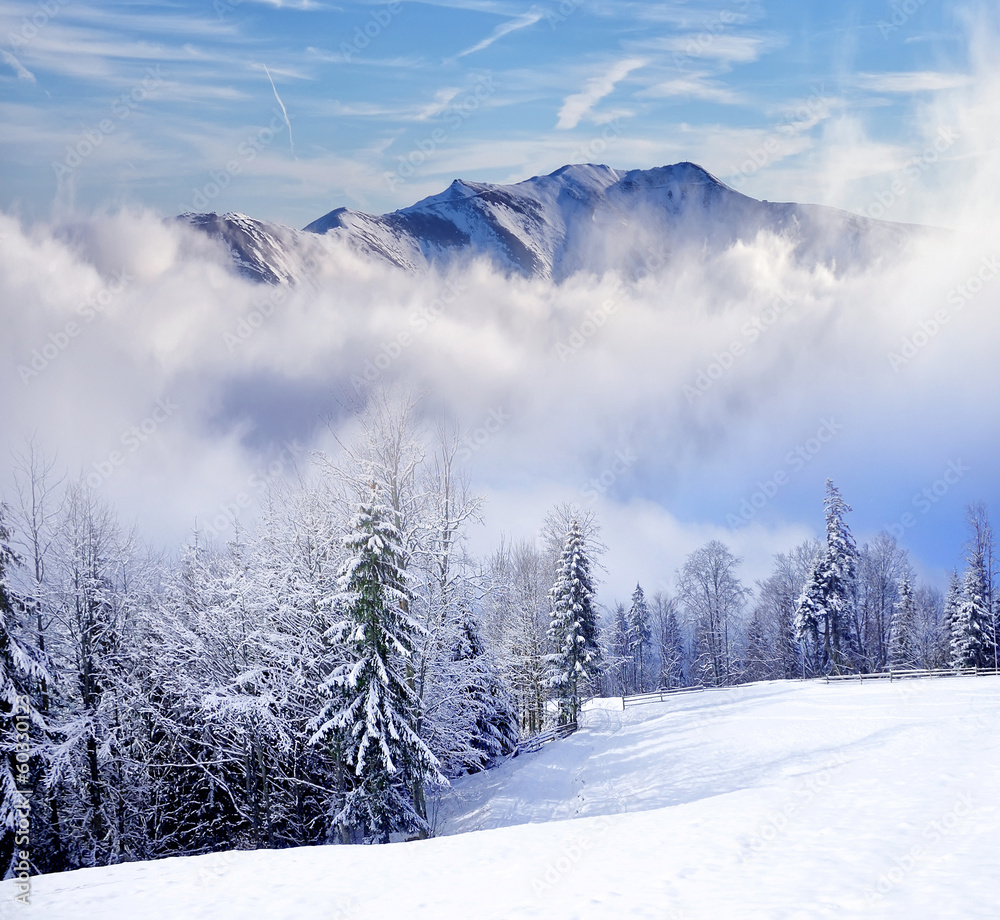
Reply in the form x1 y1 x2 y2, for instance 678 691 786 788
5 676 1000 919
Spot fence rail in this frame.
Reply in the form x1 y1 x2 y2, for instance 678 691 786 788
615 667 1000 710
825 666 1000 683
621 686 706 710
515 720 577 756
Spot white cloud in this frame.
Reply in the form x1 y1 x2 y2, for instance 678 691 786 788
556 57 646 130
856 72 974 93
1 50 36 82
455 10 542 58
643 74 741 105
5 160 998 595
654 34 767 64
415 88 462 121
239 0 326 9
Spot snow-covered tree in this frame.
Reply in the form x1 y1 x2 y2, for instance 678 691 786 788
0 503 49 878
963 503 997 670
755 542 819 680
627 584 652 693
888 576 918 670
794 481 858 675
794 559 825 675
435 608 518 774
601 602 630 697
940 571 962 668
653 593 685 688
951 552 992 669
855 533 909 671
741 604 772 683
678 540 747 686
43 482 141 867
482 539 550 734
546 520 600 725
913 584 944 669
310 485 442 843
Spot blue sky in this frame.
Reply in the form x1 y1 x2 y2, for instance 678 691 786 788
0 0 975 227
2 0 997 601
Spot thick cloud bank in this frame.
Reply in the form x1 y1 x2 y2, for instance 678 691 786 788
3 56 1000 600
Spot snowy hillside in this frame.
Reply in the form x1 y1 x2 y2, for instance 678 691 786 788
8 676 1000 919
182 162 923 284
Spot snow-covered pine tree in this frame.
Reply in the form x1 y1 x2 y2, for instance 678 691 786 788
793 481 858 675
888 576 918 670
821 480 858 671
545 520 600 725
627 584 652 693
941 570 962 668
951 552 992 669
793 559 825 675
447 608 519 772
310 484 442 844
0 504 49 878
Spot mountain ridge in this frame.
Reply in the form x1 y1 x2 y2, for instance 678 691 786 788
180 162 922 284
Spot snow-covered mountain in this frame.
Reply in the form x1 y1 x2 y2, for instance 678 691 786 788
181 162 921 284
177 211 303 284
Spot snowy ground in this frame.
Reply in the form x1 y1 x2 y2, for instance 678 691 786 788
4 677 1000 919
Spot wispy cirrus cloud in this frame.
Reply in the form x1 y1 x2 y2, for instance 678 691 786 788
238 0 327 9
556 57 646 130
1 50 36 82
642 73 741 105
307 87 463 123
306 47 423 68
455 9 542 58
650 34 769 64
856 71 974 93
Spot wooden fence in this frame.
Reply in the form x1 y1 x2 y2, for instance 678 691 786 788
824 666 1000 683
515 720 578 755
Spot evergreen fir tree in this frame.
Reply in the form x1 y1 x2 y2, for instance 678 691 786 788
941 571 962 668
545 520 600 725
627 584 652 693
951 552 992 669
793 559 824 675
448 608 519 772
794 481 858 674
310 485 442 843
821 480 858 670
888 576 918 670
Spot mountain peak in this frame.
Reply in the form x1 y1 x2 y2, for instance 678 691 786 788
184 162 918 283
